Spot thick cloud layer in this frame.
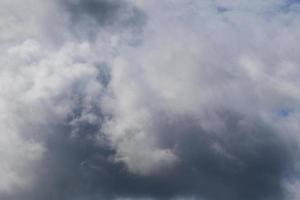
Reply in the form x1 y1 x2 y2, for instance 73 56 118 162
1 0 300 200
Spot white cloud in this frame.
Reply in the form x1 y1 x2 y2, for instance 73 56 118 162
0 37 105 193
101 0 300 184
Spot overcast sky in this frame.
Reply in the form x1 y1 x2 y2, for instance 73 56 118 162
1 0 300 200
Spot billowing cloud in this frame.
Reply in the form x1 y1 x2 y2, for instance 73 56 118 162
1 0 300 200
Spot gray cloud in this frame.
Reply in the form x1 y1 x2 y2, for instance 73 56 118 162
2 111 293 200
1 0 300 200
58 0 146 40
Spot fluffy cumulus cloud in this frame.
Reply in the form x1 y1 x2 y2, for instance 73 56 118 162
1 0 300 200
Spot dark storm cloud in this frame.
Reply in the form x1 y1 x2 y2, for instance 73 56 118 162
3 108 294 200
155 113 293 200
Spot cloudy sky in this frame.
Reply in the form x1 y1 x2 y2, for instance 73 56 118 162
1 0 300 199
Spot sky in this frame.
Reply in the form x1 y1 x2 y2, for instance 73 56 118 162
1 0 300 200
